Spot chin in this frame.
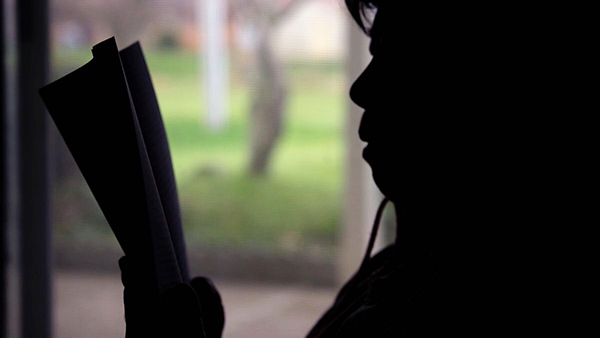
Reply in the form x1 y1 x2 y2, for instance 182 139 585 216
371 167 401 203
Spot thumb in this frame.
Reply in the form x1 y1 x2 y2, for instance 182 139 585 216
160 283 208 338
191 277 225 338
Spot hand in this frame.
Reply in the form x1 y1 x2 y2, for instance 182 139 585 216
119 256 225 338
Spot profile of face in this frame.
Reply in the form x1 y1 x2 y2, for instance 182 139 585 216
350 5 456 206
350 7 403 203
350 4 481 208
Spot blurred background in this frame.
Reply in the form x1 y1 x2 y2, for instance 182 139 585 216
1 0 393 337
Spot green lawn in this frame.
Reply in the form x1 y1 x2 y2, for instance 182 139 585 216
53 48 347 253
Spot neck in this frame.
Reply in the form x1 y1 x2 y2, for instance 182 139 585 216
393 202 454 256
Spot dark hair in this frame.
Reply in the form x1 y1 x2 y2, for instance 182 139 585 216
345 0 380 35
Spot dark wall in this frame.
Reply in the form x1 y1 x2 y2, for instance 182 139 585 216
17 0 51 337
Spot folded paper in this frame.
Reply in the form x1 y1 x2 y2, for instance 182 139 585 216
39 37 189 296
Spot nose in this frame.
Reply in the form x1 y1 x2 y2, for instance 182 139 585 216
350 59 376 109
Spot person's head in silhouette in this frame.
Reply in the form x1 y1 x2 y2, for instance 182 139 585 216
347 1 404 205
347 1 475 245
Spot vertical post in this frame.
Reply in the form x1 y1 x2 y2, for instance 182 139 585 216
3 1 22 337
339 18 381 284
199 0 229 131
17 0 51 337
0 0 6 336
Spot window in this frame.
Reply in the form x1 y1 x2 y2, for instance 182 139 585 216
3 1 383 337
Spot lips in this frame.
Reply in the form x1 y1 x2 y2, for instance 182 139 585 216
358 111 372 143
362 143 373 163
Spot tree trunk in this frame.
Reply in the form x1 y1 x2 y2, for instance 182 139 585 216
249 33 287 175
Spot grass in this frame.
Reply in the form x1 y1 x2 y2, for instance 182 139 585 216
53 47 347 254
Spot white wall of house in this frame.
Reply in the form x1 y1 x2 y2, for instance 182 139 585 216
273 0 346 62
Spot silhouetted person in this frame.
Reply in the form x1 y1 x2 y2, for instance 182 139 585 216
312 1 582 336
308 1 501 336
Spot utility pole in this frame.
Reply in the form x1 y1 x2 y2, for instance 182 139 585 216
198 0 230 131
